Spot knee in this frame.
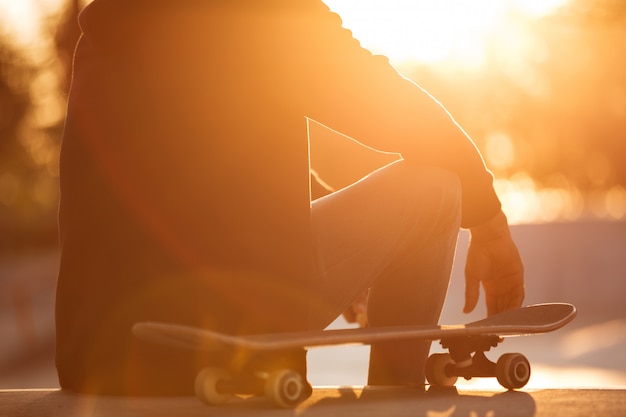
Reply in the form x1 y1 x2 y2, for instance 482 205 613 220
390 164 462 233
388 161 462 228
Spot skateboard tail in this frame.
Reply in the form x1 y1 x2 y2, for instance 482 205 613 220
132 303 576 407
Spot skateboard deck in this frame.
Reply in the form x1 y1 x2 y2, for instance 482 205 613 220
133 303 576 408
133 303 576 352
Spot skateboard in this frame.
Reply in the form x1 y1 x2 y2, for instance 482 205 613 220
133 302 576 408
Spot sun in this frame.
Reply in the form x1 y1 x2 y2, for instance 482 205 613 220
323 0 570 68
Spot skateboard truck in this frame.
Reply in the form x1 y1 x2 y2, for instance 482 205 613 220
444 335 501 372
426 335 531 390
196 366 310 408
134 303 576 407
194 349 311 408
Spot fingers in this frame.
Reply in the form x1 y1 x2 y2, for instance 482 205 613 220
343 290 369 326
342 308 357 324
465 229 525 317
464 245 488 314
500 282 525 312
463 273 480 314
352 292 368 327
342 304 368 326
485 277 525 316
466 268 525 316
485 294 499 317
356 311 368 327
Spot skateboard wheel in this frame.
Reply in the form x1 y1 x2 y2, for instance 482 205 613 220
425 353 458 387
265 369 306 408
496 353 531 390
195 367 231 406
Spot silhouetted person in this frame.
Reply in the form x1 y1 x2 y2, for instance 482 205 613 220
56 0 524 395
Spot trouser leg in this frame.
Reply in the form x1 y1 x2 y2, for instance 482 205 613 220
366 220 459 385
310 160 461 385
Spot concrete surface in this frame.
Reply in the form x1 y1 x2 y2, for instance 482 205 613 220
2 387 626 417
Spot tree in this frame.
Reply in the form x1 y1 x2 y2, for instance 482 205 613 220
0 0 82 252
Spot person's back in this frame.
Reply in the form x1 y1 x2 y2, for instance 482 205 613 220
56 0 323 394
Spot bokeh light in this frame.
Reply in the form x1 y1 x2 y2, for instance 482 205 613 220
0 0 624 244
319 0 626 224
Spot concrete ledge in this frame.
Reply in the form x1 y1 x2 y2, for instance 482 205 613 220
2 387 626 417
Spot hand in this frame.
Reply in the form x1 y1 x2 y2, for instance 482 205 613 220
464 210 525 316
342 290 369 327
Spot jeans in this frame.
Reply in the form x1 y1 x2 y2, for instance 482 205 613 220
310 160 462 385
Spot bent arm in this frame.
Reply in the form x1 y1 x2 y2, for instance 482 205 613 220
301 3 500 227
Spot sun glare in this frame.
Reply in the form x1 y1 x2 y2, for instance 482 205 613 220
0 0 66 52
0 0 40 45
323 0 570 68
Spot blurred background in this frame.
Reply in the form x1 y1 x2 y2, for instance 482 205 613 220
0 0 625 389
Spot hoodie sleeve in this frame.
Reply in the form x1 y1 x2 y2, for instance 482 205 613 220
299 3 501 228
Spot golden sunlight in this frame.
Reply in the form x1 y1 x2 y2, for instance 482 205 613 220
0 0 65 50
494 174 586 224
0 0 40 45
324 0 570 67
